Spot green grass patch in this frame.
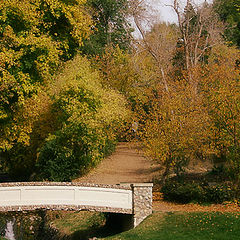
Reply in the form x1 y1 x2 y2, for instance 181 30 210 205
48 211 109 239
104 212 240 240
49 211 106 235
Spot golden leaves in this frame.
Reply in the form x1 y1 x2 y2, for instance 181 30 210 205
0 0 93 150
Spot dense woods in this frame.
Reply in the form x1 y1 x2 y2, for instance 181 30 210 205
0 0 130 180
1 0 240 190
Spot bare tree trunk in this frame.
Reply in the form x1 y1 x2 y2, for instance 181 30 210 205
160 156 172 184
133 15 170 93
172 0 222 71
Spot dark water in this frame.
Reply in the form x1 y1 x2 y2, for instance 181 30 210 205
0 211 63 240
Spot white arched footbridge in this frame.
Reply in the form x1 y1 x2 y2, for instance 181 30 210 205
0 182 153 228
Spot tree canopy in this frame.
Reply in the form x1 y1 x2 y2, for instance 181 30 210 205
81 0 132 56
0 0 130 180
1 0 240 186
0 0 92 150
214 0 240 47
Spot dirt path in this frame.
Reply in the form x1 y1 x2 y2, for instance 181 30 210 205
74 142 240 212
74 142 160 184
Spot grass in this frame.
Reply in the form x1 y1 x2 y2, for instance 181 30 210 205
103 211 240 240
49 210 240 240
50 211 105 234
47 211 109 239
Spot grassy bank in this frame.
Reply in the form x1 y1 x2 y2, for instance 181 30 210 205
46 211 112 239
49 210 240 240
104 211 240 240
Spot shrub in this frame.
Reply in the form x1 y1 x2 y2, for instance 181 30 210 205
161 179 235 204
205 184 234 203
37 125 116 181
161 180 204 204
36 56 129 181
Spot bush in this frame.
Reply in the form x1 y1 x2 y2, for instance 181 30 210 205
161 180 204 204
161 179 235 204
205 184 234 203
37 125 116 181
36 56 129 181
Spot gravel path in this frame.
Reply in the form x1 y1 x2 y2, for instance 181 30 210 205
73 142 160 184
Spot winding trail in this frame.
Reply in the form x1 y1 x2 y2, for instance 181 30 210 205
74 142 240 213
74 142 160 184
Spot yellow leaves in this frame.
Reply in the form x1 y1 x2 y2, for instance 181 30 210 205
209 44 240 67
137 44 240 178
52 55 129 137
137 71 215 172
0 0 94 150
98 45 141 96
197 45 240 151
96 89 130 124
0 42 24 69
1 0 40 28
41 0 92 42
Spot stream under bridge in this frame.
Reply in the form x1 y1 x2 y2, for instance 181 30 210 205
0 182 153 229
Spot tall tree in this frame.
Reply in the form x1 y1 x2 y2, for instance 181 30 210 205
134 22 178 91
130 0 178 92
81 0 132 55
197 44 240 185
172 0 223 72
0 0 92 151
214 0 240 47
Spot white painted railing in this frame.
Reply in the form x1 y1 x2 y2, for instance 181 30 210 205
0 185 132 210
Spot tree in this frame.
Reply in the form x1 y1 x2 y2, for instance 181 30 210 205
0 0 92 151
96 44 140 97
130 1 175 92
36 55 130 181
136 75 213 182
2 55 130 180
214 0 240 47
81 0 132 55
172 0 223 73
197 44 240 185
134 22 178 91
128 0 227 182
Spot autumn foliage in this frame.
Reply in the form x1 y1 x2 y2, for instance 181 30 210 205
0 0 130 180
35 56 129 181
1 0 240 186
0 0 92 151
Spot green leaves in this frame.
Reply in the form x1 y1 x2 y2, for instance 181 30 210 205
35 55 129 181
81 0 131 55
214 0 240 47
0 0 92 151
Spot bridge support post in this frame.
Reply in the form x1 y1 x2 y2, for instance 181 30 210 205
131 183 153 228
